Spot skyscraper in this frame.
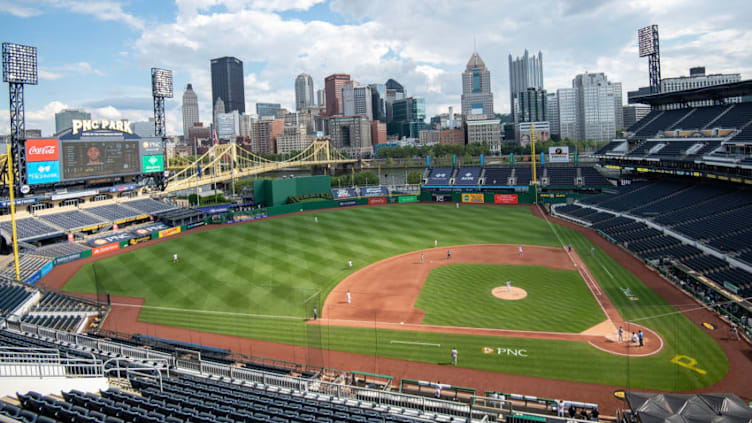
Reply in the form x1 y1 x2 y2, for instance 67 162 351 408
295 73 314 111
324 74 350 116
256 103 282 118
557 88 577 140
368 83 386 122
55 109 90 134
508 50 544 120
389 97 426 139
572 72 621 142
182 83 199 137
211 56 245 116
546 92 559 136
343 82 373 120
461 51 494 118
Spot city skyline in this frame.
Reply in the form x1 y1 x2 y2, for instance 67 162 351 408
1 0 751 136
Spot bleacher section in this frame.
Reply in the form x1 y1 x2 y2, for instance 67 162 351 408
32 291 98 313
425 168 453 185
627 110 660 132
21 314 83 332
0 283 34 315
124 198 179 215
594 140 626 155
557 181 752 298
0 255 52 283
483 168 512 186
454 168 481 185
84 204 145 222
38 210 107 231
710 102 752 129
546 167 577 186
32 242 90 259
669 105 729 130
634 109 691 137
730 127 752 142
0 218 62 242
579 167 610 186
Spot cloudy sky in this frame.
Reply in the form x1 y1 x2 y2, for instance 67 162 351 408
1 0 750 136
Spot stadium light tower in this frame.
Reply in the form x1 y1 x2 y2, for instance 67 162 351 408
2 42 38 195
638 25 661 94
151 67 173 137
151 67 173 190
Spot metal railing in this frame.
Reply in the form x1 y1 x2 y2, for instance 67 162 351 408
5 320 174 367
175 359 310 392
0 346 104 378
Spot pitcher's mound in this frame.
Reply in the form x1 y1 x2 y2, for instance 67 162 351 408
492 286 527 300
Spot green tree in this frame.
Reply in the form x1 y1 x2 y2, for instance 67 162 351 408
406 171 422 184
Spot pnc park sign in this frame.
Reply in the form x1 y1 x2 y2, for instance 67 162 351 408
482 346 529 358
72 119 134 135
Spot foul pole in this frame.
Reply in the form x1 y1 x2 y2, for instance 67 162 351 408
6 142 20 281
530 123 538 205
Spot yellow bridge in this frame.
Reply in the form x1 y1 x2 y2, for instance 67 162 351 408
164 140 357 194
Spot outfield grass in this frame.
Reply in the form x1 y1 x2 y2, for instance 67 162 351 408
415 264 605 332
63 204 728 391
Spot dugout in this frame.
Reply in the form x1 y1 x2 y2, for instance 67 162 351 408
399 378 476 404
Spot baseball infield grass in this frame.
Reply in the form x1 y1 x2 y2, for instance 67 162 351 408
415 264 606 332
63 203 727 391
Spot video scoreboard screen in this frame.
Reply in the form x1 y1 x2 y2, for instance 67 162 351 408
61 141 140 180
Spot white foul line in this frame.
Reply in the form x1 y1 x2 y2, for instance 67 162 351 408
601 264 615 280
390 340 441 347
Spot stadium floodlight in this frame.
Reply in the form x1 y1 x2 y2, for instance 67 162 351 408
2 42 38 85
638 25 656 57
151 67 173 98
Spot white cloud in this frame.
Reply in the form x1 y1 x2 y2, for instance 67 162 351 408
39 70 64 81
0 0 42 17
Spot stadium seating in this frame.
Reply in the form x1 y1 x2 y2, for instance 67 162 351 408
709 102 752 129
730 127 752 142
596 182 688 212
0 255 52 283
627 110 660 132
634 109 692 137
546 167 577 186
38 210 107 231
21 314 83 332
0 218 63 242
483 168 513 186
0 283 34 315
32 291 98 313
579 167 610 186
453 168 481 185
123 198 179 215
669 105 729 130
594 140 626 155
84 204 145 222
630 184 727 217
425 168 453 185
32 242 90 259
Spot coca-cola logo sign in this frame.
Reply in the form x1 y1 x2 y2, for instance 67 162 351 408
26 139 59 161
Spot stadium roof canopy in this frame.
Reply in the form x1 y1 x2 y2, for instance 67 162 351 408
628 80 752 106
625 391 752 423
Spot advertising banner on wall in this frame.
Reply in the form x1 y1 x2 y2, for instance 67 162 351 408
54 252 83 266
494 194 519 204
26 138 60 162
142 155 164 173
397 195 418 203
27 161 61 185
158 226 181 238
332 188 357 199
461 193 484 203
548 146 570 163
360 186 388 197
92 243 120 256
88 232 134 247
130 223 169 237
368 197 387 205
39 261 54 278
338 200 357 207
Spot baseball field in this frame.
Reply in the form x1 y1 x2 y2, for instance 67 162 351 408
60 204 728 392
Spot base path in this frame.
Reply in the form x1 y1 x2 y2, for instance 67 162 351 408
318 244 662 356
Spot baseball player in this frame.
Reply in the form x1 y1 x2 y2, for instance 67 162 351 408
447 249 451 260
313 307 318 320
172 253 178 263
434 239 438 248
348 259 353 269
506 280 512 291
451 347 458 366
456 203 459 209
518 245 523 256
618 326 624 343
346 290 351 304
420 253 424 264
314 216 318 223
591 246 595 256
638 330 644 346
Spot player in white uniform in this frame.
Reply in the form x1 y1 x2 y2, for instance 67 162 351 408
346 290 351 304
518 245 523 256
506 280 512 291
348 260 352 269
173 253 178 263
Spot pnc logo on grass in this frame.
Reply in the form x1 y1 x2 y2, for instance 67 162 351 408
482 346 528 358
482 346 495 354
